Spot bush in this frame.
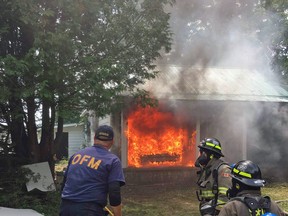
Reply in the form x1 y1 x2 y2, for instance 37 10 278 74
0 165 62 216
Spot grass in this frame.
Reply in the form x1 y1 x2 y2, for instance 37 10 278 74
262 183 288 213
12 181 286 216
1 159 287 216
121 182 288 216
121 183 199 216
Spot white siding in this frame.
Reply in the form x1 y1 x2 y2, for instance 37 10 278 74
98 115 111 126
62 124 86 158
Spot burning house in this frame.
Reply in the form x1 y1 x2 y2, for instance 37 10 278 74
89 67 288 185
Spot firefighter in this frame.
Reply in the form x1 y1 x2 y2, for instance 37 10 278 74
218 160 286 216
195 138 232 216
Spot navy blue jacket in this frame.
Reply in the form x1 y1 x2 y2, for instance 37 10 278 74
62 145 125 207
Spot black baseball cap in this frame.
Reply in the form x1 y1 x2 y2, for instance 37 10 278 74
94 125 114 141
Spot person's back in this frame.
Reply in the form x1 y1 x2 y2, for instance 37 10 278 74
60 125 125 216
219 191 285 215
218 160 286 216
61 145 123 205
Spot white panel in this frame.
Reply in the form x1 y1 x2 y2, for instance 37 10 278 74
0 207 43 216
22 162 56 192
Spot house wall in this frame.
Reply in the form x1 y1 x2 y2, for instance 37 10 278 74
61 124 86 158
117 100 248 169
89 100 288 183
198 101 247 164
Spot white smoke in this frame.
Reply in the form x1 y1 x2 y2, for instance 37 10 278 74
150 0 288 181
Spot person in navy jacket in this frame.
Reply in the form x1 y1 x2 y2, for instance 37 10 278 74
60 125 125 216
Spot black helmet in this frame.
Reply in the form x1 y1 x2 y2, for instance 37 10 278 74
231 160 266 187
198 138 224 157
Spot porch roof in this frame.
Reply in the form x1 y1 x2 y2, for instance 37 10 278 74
142 67 288 102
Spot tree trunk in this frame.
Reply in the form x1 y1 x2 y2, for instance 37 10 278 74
39 97 56 178
8 97 29 161
39 98 52 162
54 116 64 159
26 96 40 162
49 103 56 179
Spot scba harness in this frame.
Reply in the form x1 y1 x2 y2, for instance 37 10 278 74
231 196 272 216
197 162 230 201
197 162 230 216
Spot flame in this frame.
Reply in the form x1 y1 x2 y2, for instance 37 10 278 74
126 106 196 168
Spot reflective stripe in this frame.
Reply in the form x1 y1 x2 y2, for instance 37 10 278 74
201 187 228 197
218 187 228 195
206 142 222 150
201 190 215 198
233 168 252 178
217 199 226 208
217 199 226 204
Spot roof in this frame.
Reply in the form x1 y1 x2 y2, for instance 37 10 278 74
142 67 288 102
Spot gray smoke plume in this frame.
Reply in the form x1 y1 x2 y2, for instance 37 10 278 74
149 0 288 181
161 0 276 71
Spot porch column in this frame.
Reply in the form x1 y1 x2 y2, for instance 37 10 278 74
242 112 247 160
121 110 128 168
195 119 201 160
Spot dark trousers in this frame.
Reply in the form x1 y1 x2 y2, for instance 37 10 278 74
60 199 106 216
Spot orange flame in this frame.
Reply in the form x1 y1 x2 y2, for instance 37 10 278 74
126 106 196 168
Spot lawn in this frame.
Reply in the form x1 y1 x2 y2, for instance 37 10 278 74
121 182 288 216
1 160 287 216
25 181 287 215
122 183 199 216
0 180 287 216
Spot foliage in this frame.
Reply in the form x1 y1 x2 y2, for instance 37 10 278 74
54 158 68 173
0 166 58 214
0 161 63 215
260 0 288 81
34 191 62 216
0 189 61 216
0 0 174 165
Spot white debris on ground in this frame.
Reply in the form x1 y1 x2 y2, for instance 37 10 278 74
0 162 56 215
0 207 44 216
22 161 56 192
0 161 58 215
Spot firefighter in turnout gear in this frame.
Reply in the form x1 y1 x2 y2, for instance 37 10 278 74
195 138 232 216
219 160 286 216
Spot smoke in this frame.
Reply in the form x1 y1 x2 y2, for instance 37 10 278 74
148 0 288 181
160 0 275 71
245 103 288 182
